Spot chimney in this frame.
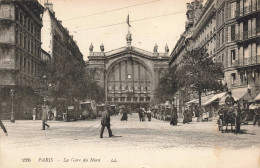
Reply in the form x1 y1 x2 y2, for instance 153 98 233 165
44 2 54 14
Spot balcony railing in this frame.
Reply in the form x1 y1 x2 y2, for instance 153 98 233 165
0 59 15 69
243 58 252 65
243 31 248 39
0 12 13 20
231 60 239 67
235 34 240 40
236 6 260 20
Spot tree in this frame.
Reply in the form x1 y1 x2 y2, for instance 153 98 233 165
83 72 105 104
154 66 179 103
35 55 86 105
176 48 224 121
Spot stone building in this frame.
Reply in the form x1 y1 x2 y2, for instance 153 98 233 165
170 0 260 110
41 2 85 117
86 32 169 107
0 0 44 119
41 2 84 65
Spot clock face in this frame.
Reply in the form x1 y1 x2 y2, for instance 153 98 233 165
127 74 131 79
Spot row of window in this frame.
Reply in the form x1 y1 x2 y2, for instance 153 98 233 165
17 74 36 86
16 49 38 76
229 18 260 42
194 18 216 46
16 29 41 58
217 28 225 48
15 8 41 40
230 43 260 61
230 69 260 86
217 7 225 28
107 97 151 102
237 0 260 16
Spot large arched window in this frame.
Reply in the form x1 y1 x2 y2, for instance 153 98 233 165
107 60 152 103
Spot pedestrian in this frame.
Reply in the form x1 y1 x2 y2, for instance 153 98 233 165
154 106 158 118
100 106 113 138
0 118 8 136
41 106 50 130
183 108 189 124
253 105 260 126
170 104 178 125
120 107 128 121
48 108 53 120
147 107 152 122
138 106 144 122
142 107 146 121
188 108 192 122
32 108 36 121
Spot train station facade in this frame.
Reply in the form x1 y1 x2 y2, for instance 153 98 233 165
86 32 169 107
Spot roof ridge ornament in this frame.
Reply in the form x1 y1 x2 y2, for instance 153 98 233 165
126 31 132 47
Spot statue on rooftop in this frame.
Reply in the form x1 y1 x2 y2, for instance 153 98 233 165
165 44 169 53
89 43 93 52
100 43 104 52
153 44 158 53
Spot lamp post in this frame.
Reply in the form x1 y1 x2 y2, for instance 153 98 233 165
42 74 48 106
10 89 15 123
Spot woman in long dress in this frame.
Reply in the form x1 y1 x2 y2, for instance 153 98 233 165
120 107 128 121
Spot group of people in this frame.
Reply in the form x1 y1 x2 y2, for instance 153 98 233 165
150 105 178 125
137 107 152 122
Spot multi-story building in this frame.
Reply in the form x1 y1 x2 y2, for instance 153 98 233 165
86 32 169 108
42 2 84 65
0 0 44 119
169 0 204 115
41 2 85 117
219 0 260 98
170 0 260 109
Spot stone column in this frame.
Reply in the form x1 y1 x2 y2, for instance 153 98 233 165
240 22 243 40
252 17 256 36
252 43 256 63
248 19 252 38
248 43 252 64
239 46 244 65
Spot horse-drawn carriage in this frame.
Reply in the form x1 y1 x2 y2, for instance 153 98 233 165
218 105 241 133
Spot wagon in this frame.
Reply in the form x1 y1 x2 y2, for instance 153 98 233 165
218 106 241 133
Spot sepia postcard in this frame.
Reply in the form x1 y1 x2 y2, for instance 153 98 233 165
0 0 259 167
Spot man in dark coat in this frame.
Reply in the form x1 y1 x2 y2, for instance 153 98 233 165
183 109 189 124
138 106 144 122
41 106 50 130
100 107 113 138
170 105 178 125
225 91 235 106
253 105 260 126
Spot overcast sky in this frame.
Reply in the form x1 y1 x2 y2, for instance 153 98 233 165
40 0 192 60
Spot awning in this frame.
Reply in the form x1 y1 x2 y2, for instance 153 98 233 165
185 94 215 105
255 93 260 101
249 104 256 109
219 87 248 105
202 92 227 106
185 99 198 105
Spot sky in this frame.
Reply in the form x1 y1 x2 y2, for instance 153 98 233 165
39 0 192 61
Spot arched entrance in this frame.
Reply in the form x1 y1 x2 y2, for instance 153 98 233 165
106 58 152 107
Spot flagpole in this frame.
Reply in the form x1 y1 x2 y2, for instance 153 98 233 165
128 12 130 32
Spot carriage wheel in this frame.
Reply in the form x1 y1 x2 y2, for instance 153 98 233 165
219 119 223 132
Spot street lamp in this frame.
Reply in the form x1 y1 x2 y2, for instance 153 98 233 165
42 74 48 106
10 89 15 123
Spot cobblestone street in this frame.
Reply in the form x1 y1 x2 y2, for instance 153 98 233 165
0 114 260 168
